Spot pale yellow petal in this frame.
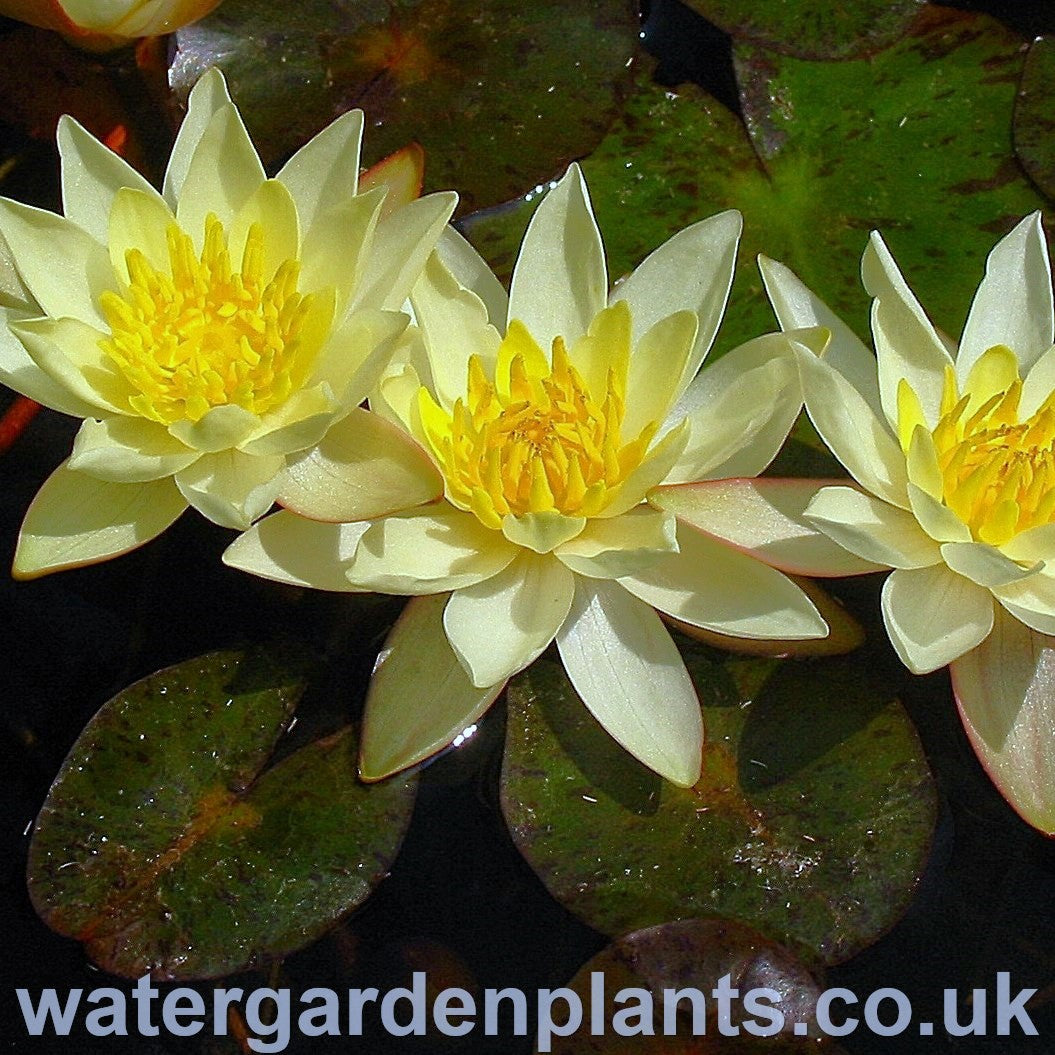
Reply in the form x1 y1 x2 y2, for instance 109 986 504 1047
163 67 232 207
881 564 994 674
279 406 441 522
69 415 197 482
940 541 1040 588
348 503 518 594
228 179 300 287
501 511 587 554
168 403 259 453
175 449 284 529
223 509 368 591
13 462 185 579
556 506 678 579
444 551 575 687
555 578 703 787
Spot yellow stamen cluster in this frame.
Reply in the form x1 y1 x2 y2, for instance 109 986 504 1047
419 332 656 529
900 356 1055 546
100 215 317 424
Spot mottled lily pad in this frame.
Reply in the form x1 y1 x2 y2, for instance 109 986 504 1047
545 919 837 1053
501 638 936 966
1014 35 1055 201
463 9 1046 360
171 0 639 213
28 647 417 980
681 0 923 60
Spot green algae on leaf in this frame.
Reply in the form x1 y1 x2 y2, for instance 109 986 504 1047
501 639 936 967
463 8 1046 362
682 0 924 61
170 0 639 214
28 646 417 979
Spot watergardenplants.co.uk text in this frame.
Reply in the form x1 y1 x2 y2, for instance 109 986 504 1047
15 970 1041 1050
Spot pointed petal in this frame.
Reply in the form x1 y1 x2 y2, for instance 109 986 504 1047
668 333 801 483
409 250 502 410
621 524 827 640
623 310 697 437
796 341 910 507
959 212 1053 377
444 552 575 687
566 299 632 404
13 463 185 579
555 578 702 786
806 484 941 569
12 315 133 415
107 187 177 285
501 511 587 553
279 406 441 521
862 231 953 427
276 108 364 232
355 191 458 311
69 415 197 481
175 449 284 529
223 509 367 590
300 187 385 312
556 506 678 579
164 67 232 206
175 103 266 237
759 253 884 419
360 593 504 780
58 115 163 246
612 210 740 391
881 564 994 673
348 503 518 594
0 199 111 328
650 478 884 577
951 608 1055 833
509 164 605 347
434 224 508 328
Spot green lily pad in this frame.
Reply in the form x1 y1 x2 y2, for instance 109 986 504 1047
463 8 1046 360
1014 36 1055 201
28 646 417 980
544 918 837 1053
501 638 936 966
681 0 923 60
170 0 639 213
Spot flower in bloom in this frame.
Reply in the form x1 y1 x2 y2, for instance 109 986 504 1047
761 213 1055 832
1 68 456 577
0 0 221 46
226 165 847 787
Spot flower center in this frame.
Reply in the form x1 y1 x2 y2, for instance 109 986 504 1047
99 215 318 424
417 322 656 529
899 353 1055 546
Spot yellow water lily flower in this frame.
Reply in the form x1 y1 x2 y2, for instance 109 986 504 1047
0 0 221 46
226 165 840 788
1 68 456 577
761 213 1055 833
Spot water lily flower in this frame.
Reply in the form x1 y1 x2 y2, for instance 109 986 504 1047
0 0 221 46
226 165 840 787
761 213 1055 833
1 68 456 577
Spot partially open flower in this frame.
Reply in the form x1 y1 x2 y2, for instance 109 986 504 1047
1 68 456 576
0 0 221 46
762 213 1055 833
226 165 838 787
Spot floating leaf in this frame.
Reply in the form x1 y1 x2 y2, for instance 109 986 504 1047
464 9 1046 359
1014 35 1055 201
171 0 639 213
501 638 936 965
28 646 417 979
546 919 836 1053
681 0 924 60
